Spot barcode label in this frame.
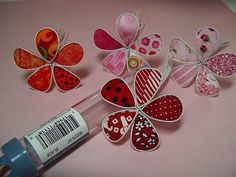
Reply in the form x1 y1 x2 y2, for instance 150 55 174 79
24 108 89 164
35 114 80 150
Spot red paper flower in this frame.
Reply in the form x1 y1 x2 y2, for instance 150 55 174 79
100 68 183 151
14 27 84 92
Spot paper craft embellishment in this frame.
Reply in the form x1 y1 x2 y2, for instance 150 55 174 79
170 27 236 97
100 67 183 151
14 27 84 92
94 13 162 76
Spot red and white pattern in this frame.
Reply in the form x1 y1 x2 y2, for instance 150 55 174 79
101 68 183 151
142 95 183 121
94 13 162 76
131 114 160 151
135 68 162 106
170 27 236 97
103 110 136 142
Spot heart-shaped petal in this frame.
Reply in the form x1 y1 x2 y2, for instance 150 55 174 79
131 34 162 56
135 68 162 107
35 28 59 61
204 53 236 77
142 95 183 122
102 110 136 142
27 65 52 92
53 66 80 92
131 114 160 151
101 78 135 108
14 48 47 69
116 13 139 46
54 42 84 66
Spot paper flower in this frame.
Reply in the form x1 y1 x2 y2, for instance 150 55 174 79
170 27 236 97
14 27 84 92
94 13 162 76
100 68 183 151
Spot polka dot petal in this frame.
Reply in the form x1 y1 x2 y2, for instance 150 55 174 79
101 78 135 108
131 34 162 56
142 95 183 121
53 66 80 91
204 53 236 77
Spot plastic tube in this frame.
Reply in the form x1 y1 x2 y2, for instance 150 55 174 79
0 73 134 177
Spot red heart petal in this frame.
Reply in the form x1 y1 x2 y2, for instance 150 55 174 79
131 114 160 151
142 95 183 121
103 110 136 142
101 78 135 108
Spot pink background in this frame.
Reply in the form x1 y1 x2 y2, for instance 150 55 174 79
1 1 236 177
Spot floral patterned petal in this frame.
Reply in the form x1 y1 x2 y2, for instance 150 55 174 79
116 13 139 46
27 65 52 92
131 114 160 151
102 110 136 143
194 27 219 59
14 48 47 69
196 67 220 97
131 34 162 56
204 53 236 77
35 28 59 61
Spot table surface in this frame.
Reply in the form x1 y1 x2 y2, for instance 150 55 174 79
0 1 236 177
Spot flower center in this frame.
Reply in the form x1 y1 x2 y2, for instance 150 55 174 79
49 60 55 66
127 55 142 71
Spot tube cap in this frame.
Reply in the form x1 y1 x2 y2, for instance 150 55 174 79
0 138 38 177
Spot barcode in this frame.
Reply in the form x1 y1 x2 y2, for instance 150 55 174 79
35 114 80 150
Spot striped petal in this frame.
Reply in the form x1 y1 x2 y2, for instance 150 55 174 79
134 68 162 107
171 64 199 87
